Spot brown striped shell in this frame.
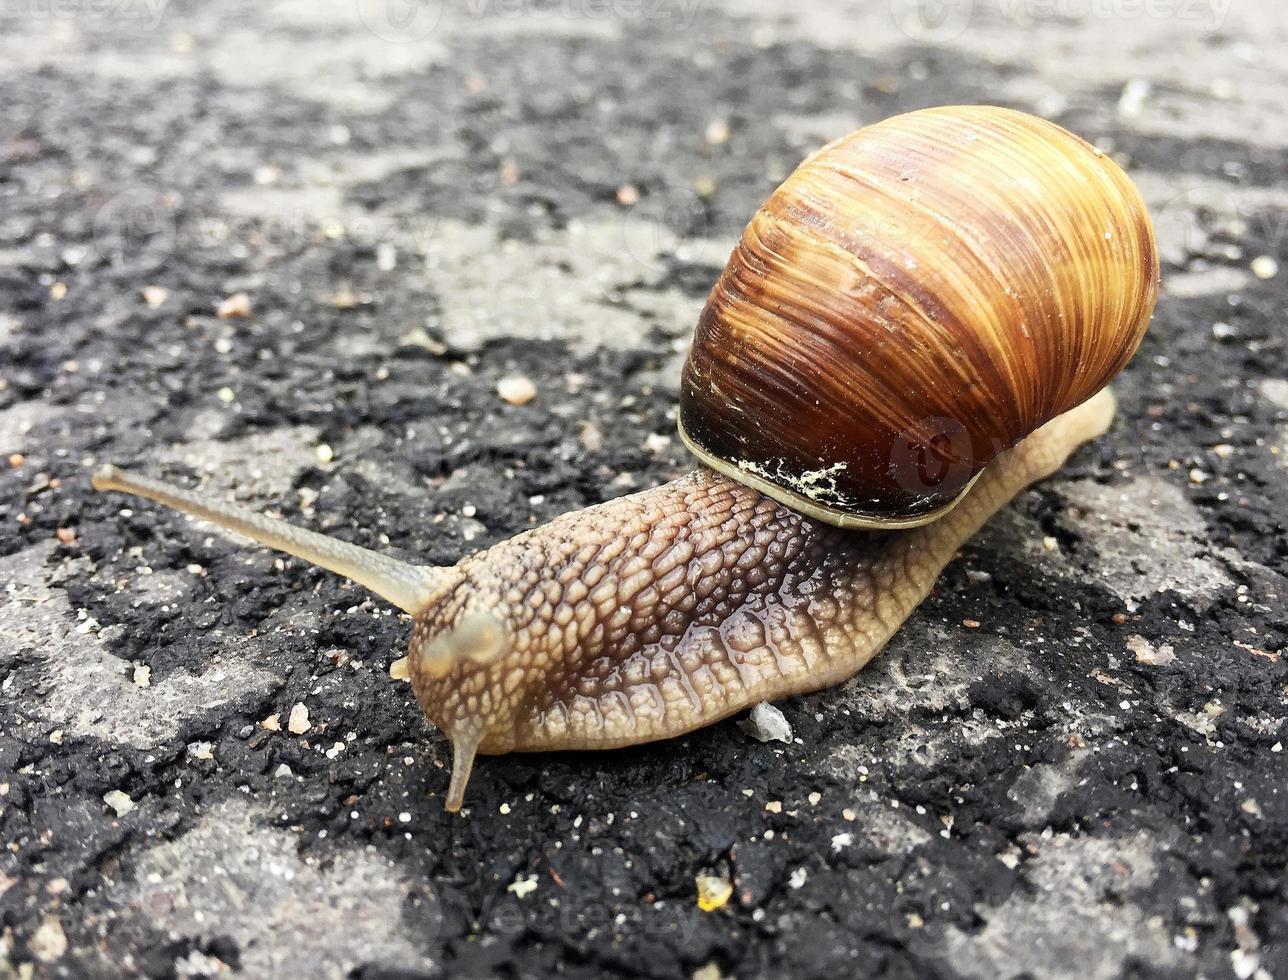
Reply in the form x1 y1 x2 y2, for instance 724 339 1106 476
678 105 1159 528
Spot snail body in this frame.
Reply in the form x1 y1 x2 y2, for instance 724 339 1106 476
92 107 1158 811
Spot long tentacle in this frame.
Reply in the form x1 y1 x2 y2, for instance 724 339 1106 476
93 465 450 615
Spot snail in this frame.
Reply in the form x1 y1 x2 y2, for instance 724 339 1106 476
92 106 1158 811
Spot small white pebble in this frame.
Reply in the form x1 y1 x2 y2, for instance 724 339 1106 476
287 702 310 735
141 285 169 308
325 741 345 759
1116 78 1151 117
1250 255 1279 280
643 432 672 453
1231 948 1260 979
788 867 808 890
216 386 235 404
133 664 151 687
499 802 512 815
274 764 293 778
1174 931 1199 954
398 811 412 823
579 421 604 452
695 874 733 911
215 292 252 319
508 875 538 899
738 701 793 743
28 916 67 963
461 503 477 518
315 443 334 464
1212 322 1238 340
188 741 213 761
497 374 537 406
103 790 135 816
830 832 853 852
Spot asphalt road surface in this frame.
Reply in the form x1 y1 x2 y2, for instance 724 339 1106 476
1 1 1285 977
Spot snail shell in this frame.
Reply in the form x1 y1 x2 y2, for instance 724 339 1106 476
679 105 1159 528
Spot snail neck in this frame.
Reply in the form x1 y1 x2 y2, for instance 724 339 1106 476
905 386 1116 563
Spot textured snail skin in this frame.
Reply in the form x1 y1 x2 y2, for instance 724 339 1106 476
681 106 1158 527
93 387 1116 811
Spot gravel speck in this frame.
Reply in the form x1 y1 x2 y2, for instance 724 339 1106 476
215 292 253 319
103 790 135 817
695 874 733 911
738 701 793 743
497 375 537 406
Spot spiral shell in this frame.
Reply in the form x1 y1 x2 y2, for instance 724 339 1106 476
678 105 1158 528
